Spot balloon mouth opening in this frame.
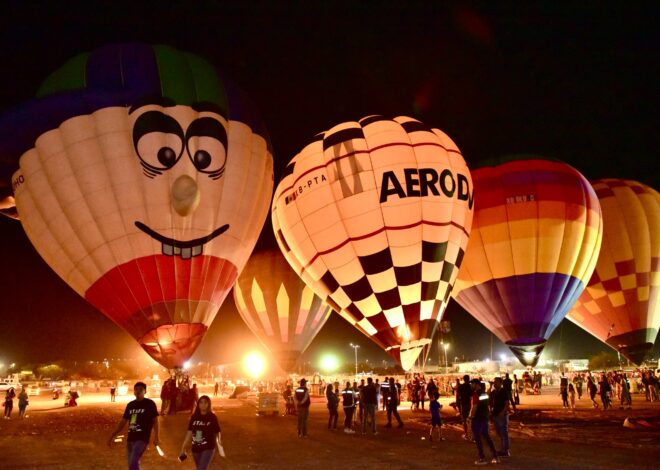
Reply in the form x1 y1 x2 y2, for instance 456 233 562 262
606 329 658 366
139 323 207 369
506 340 546 367
617 343 654 366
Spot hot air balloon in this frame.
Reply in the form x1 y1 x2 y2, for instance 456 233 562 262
567 179 659 364
233 249 332 371
452 156 603 366
272 116 474 370
0 44 273 369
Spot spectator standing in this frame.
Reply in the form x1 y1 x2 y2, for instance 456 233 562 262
3 387 15 419
294 379 311 438
18 387 29 418
457 375 473 440
469 379 498 465
326 383 339 430
429 391 444 442
489 377 511 458
342 382 356 434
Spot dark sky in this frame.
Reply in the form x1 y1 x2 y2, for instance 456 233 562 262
0 1 658 368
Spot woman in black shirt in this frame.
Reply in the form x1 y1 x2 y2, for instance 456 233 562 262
179 395 222 470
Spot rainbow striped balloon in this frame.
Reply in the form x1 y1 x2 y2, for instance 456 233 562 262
452 156 603 366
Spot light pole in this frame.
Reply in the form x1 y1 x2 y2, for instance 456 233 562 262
349 343 360 379
443 343 449 373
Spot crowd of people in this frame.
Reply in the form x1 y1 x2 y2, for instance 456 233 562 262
284 373 514 466
558 369 659 410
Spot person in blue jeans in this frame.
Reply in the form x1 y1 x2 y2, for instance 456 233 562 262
489 377 511 457
179 395 222 470
108 382 160 470
468 379 498 466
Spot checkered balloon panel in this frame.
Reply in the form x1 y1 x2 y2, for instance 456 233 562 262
272 116 473 370
567 179 659 364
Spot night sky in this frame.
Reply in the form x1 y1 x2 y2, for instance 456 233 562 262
0 2 657 368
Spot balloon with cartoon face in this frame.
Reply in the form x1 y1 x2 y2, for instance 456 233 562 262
0 44 274 369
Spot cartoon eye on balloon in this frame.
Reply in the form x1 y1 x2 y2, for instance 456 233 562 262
272 116 474 371
0 44 274 369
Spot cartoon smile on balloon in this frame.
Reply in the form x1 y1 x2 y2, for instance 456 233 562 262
0 44 273 369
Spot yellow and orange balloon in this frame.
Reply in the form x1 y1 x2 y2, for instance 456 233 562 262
233 249 332 372
452 156 603 366
272 116 473 370
568 179 659 364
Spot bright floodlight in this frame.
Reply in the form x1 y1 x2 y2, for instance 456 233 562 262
500 353 507 362
523 351 537 363
320 354 339 373
183 360 191 370
243 352 266 378
443 343 449 351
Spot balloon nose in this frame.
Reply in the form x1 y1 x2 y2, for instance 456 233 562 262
171 175 200 216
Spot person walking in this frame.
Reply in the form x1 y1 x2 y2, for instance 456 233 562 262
18 387 29 418
179 395 222 470
429 391 444 442
361 377 378 435
384 377 404 428
160 379 171 416
294 379 311 438
489 377 510 458
3 387 15 419
559 382 569 409
457 375 473 440
110 385 116 403
108 382 160 470
587 375 599 409
213 382 219 397
599 374 611 410
341 382 356 434
325 383 339 430
568 382 576 410
375 379 381 410
469 379 499 465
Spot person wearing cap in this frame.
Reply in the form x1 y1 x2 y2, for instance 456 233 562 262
294 378 311 438
468 379 498 465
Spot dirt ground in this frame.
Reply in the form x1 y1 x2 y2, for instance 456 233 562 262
1 389 658 469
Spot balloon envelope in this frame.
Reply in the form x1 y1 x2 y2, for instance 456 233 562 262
272 116 473 370
452 156 603 366
567 179 659 365
2 44 273 368
233 249 332 371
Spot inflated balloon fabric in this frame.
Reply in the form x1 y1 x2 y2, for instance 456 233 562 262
453 156 603 366
3 44 273 368
233 250 332 371
272 116 473 370
568 179 659 365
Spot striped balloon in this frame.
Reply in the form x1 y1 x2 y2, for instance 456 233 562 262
233 250 332 371
452 156 603 366
568 179 659 365
272 116 473 370
2 44 273 369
